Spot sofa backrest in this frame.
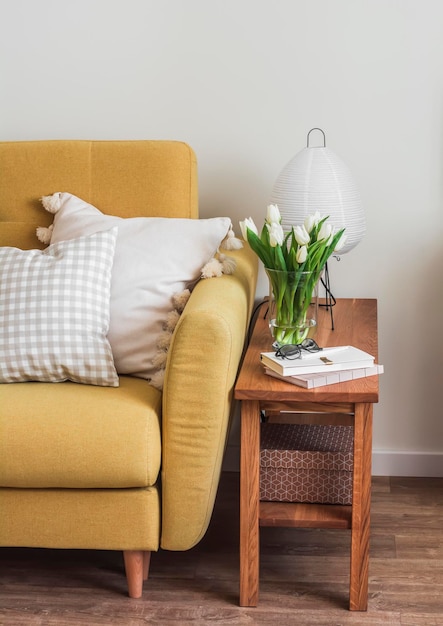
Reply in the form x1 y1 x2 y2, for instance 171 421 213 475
0 140 198 249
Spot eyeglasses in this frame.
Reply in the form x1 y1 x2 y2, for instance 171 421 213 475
274 338 323 360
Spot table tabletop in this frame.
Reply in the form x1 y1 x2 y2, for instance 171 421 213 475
235 298 379 405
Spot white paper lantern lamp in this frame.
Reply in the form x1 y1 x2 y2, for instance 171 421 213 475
270 129 365 254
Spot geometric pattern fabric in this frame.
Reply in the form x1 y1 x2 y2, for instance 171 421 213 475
260 423 353 505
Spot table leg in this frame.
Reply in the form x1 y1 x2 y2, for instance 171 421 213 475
349 402 373 610
239 399 260 607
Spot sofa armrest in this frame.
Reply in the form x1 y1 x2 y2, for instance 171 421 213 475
160 246 257 550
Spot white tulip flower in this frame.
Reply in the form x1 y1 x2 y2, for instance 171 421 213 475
239 217 258 241
334 232 347 252
266 203 281 225
296 245 308 263
266 221 284 247
304 211 321 234
317 222 333 242
293 224 310 246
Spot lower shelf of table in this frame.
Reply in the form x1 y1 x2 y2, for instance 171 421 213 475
259 501 352 529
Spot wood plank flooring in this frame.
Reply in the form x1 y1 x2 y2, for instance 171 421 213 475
1 473 442 625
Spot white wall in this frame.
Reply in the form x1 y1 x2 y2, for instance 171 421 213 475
1 0 442 475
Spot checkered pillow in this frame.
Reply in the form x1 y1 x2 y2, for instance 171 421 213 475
0 228 119 386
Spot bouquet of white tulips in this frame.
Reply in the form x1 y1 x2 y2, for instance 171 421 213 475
240 205 346 345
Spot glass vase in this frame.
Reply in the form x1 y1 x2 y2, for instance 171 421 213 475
265 267 319 347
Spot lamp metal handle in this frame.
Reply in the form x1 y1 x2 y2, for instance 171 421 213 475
307 128 326 148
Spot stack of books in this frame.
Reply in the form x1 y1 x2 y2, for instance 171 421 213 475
260 345 384 389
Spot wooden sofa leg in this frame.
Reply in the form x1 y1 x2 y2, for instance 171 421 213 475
123 550 150 598
143 551 151 580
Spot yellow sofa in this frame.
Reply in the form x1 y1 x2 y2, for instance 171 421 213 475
0 140 257 597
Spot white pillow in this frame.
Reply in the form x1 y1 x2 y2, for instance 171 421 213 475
38 193 234 381
0 228 119 387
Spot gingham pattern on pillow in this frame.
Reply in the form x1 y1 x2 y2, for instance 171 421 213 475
0 227 119 387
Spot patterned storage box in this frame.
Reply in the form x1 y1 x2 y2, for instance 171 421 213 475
260 423 354 505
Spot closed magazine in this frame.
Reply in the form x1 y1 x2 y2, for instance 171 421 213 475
260 345 375 376
264 363 384 388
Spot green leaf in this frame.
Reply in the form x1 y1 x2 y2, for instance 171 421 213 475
274 244 287 271
245 228 273 267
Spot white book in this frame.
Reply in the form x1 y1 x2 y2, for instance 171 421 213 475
260 345 375 376
264 364 384 389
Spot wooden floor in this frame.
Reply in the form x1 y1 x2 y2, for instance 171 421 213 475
1 473 442 625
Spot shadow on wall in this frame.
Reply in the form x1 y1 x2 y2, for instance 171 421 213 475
379 243 443 448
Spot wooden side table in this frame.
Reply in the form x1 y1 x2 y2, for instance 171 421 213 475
234 298 379 611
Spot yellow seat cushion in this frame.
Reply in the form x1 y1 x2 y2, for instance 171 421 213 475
0 376 161 489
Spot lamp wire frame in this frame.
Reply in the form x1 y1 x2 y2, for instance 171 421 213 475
319 261 336 331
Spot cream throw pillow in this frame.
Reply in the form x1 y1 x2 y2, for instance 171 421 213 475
37 193 234 382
